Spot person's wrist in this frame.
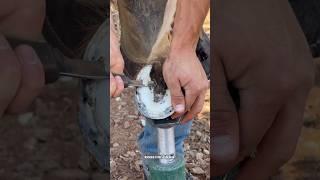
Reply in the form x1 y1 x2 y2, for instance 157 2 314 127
170 38 196 52
168 44 196 62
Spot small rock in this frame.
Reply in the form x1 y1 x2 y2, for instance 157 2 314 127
128 115 137 119
189 151 196 158
196 131 202 137
203 149 209 155
196 153 203 160
114 118 120 123
186 163 194 169
115 97 121 101
119 176 128 180
123 121 130 129
127 151 136 157
140 118 146 127
185 143 190 150
134 162 141 171
113 143 119 147
18 112 34 125
191 167 205 175
110 160 117 170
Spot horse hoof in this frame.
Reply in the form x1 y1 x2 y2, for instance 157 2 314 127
135 65 174 119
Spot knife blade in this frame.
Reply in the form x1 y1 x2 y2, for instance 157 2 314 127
6 37 107 84
112 73 156 88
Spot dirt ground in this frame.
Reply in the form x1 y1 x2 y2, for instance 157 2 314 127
0 79 107 180
274 85 320 180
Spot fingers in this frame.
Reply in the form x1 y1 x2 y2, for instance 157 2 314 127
212 54 239 176
110 52 124 74
6 45 45 113
110 72 124 98
110 73 116 97
113 75 124 97
110 17 124 74
181 90 206 124
237 90 310 180
0 36 21 116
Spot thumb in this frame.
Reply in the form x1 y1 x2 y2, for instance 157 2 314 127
7 45 45 113
166 77 185 114
110 73 116 97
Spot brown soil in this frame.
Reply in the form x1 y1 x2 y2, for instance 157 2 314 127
274 86 320 180
0 79 106 180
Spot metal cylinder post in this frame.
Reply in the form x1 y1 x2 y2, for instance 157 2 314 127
157 127 175 164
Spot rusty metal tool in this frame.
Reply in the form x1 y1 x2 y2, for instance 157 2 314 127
112 73 157 88
6 37 107 84
112 73 148 88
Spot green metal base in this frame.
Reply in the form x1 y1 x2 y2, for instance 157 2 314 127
146 155 186 180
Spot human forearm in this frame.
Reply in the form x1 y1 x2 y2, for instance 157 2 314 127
170 0 209 51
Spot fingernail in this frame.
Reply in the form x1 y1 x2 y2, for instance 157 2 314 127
0 36 10 50
115 75 123 83
174 104 185 113
27 48 39 65
18 46 39 65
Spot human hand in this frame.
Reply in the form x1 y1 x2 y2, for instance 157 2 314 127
213 0 314 179
110 17 124 97
163 48 209 124
0 0 45 118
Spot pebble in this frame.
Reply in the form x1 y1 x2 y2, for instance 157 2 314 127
111 160 117 170
127 151 136 157
18 112 34 126
115 97 121 101
196 131 202 137
113 143 119 147
196 153 203 160
123 121 130 129
191 167 205 175
185 143 190 150
119 176 128 180
203 149 210 155
128 115 137 119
